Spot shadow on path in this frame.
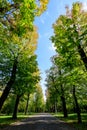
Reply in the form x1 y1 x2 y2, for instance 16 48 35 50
3 113 76 130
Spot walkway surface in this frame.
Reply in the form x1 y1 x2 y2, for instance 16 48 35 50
3 113 76 130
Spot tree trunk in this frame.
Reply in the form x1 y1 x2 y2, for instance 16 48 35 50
25 93 30 115
73 85 82 123
59 70 68 118
55 100 57 113
73 24 87 70
12 94 20 119
77 44 87 70
0 59 18 111
61 84 68 118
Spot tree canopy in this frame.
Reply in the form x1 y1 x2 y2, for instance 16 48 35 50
0 0 49 112
45 2 87 123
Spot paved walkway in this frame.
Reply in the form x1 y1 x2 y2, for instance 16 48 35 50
4 113 76 130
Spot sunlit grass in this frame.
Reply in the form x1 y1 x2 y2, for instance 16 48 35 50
0 112 87 130
0 113 29 128
53 112 87 130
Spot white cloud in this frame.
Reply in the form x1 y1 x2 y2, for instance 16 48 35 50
46 11 49 16
82 2 87 11
40 17 45 24
39 10 52 24
38 33 42 39
44 32 52 38
45 11 52 18
39 30 52 39
49 43 56 51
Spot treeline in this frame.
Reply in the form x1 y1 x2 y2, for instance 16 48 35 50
0 0 48 119
45 2 87 123
1 84 45 115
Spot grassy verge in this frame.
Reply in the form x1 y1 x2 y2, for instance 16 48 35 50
53 112 87 130
0 114 29 129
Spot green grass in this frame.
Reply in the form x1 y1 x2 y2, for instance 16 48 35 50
0 114 29 128
0 112 87 130
53 112 87 130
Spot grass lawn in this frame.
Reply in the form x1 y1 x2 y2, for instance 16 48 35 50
0 114 29 129
0 112 87 130
53 112 87 130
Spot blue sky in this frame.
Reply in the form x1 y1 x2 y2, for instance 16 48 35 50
35 0 87 99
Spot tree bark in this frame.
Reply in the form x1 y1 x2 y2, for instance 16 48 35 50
25 93 30 115
55 99 57 113
0 59 18 111
77 44 87 70
73 24 87 70
59 70 68 118
12 94 20 119
60 84 68 118
73 85 82 123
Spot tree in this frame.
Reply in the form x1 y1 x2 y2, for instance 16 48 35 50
0 0 49 35
51 2 87 70
73 85 82 123
1 94 15 115
34 84 45 112
29 84 45 113
50 2 87 123
12 54 41 119
45 63 68 117
45 67 59 113
24 69 40 115
0 0 49 111
0 26 38 111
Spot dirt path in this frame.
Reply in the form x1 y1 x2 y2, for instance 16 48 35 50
3 113 76 130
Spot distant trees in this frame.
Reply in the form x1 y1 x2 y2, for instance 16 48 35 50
12 55 40 119
45 64 68 117
28 84 45 113
45 2 87 123
1 83 45 116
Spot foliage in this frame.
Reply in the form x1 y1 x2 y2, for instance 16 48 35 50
51 2 87 70
46 2 87 120
0 114 29 128
54 113 87 130
1 94 15 115
29 84 45 112
0 0 49 111
0 0 49 35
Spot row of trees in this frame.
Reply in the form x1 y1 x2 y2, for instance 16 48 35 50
1 84 45 115
0 0 49 119
45 2 87 123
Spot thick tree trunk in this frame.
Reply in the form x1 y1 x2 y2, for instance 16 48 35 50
73 24 87 70
61 84 68 118
12 94 20 119
0 59 18 111
25 93 30 115
78 44 87 70
73 85 82 123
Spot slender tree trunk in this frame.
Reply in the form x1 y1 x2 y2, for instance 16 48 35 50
55 100 57 113
61 84 68 118
12 94 20 119
59 70 68 118
25 93 30 115
73 85 82 123
0 59 18 111
77 44 87 70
